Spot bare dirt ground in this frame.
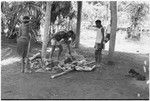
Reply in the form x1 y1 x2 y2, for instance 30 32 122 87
1 30 149 99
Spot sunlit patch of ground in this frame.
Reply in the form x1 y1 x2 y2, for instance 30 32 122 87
80 29 150 54
1 57 21 66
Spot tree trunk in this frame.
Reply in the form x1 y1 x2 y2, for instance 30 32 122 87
108 1 117 59
106 2 109 21
75 1 82 48
41 2 52 60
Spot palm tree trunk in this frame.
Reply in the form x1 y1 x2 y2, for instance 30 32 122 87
75 1 82 48
41 2 52 60
108 1 117 58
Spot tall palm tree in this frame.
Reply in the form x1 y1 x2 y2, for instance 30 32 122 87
75 1 82 48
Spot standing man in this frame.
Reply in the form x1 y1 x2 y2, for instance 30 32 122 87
90 20 104 67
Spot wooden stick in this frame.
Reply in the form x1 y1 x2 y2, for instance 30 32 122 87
86 61 95 65
50 69 74 79
29 52 41 61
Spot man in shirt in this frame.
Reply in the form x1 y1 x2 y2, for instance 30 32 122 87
90 20 104 67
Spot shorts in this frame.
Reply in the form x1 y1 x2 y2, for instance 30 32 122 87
94 43 104 50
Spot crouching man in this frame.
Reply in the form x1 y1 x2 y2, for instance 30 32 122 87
49 30 76 60
89 20 104 67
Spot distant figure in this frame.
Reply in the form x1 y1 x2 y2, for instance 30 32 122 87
49 30 76 60
17 16 32 73
89 20 104 67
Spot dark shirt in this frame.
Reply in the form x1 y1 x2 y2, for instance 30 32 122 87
52 31 70 42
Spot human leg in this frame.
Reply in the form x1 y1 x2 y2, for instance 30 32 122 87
57 45 63 60
94 43 103 67
50 39 56 60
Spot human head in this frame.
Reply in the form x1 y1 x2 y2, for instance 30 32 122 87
95 20 102 27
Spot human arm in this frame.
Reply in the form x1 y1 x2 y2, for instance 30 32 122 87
88 25 99 31
101 28 105 43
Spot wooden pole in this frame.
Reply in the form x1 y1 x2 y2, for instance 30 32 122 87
75 1 82 48
41 2 52 60
108 1 117 59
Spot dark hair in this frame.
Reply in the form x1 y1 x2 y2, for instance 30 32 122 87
95 20 101 25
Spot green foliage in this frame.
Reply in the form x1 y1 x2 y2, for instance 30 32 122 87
1 1 76 38
81 1 109 27
120 1 150 39
87 1 108 6
1 1 45 38
51 1 72 23
125 1 149 28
